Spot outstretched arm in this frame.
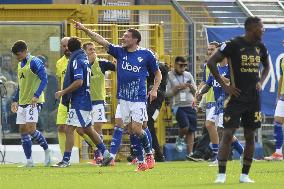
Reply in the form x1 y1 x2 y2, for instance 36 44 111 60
73 20 110 51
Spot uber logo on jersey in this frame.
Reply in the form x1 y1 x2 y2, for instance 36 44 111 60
122 61 142 73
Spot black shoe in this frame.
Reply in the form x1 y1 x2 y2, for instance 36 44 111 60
100 155 114 167
127 155 135 163
51 161 70 168
186 154 204 162
155 155 165 162
208 154 217 162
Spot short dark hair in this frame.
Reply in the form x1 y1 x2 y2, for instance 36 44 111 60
209 41 219 47
244 16 261 31
128 28 141 44
11 40 27 54
175 56 186 63
68 37 82 52
82 42 95 51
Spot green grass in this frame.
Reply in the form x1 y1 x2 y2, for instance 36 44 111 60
1 161 284 189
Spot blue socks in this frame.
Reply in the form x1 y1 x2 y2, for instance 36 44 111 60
274 122 283 150
232 140 244 155
130 134 144 162
31 130 48 150
211 143 219 156
110 126 124 157
21 134 32 159
138 130 151 154
96 142 107 156
144 127 152 150
63 151 71 162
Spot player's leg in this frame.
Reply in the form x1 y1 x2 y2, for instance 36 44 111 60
25 105 51 167
108 104 124 160
215 101 241 183
131 101 154 171
206 106 219 161
56 103 68 155
142 122 152 151
264 100 284 161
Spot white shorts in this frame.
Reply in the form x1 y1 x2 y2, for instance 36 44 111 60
206 106 216 123
119 99 148 125
16 105 41 124
215 113 224 128
91 103 107 124
275 100 284 117
66 109 92 128
115 103 122 119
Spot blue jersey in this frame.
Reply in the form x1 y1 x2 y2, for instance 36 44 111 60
63 49 92 111
108 44 159 102
206 64 229 114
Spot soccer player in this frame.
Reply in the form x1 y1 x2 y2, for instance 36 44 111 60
188 42 219 161
10 40 52 167
264 55 284 161
196 57 244 166
53 37 112 167
56 37 70 155
73 20 162 171
77 41 115 164
207 17 270 183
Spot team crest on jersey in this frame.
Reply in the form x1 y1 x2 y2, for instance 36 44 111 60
255 47 260 55
224 116 231 122
240 48 245 52
137 57 143 63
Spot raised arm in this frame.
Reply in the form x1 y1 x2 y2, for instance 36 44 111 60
73 20 110 51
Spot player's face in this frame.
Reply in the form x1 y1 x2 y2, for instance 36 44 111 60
86 44 97 60
61 40 71 57
121 31 138 48
253 21 264 41
207 45 216 57
14 50 27 61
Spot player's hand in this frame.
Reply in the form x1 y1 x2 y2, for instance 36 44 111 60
256 82 262 91
72 20 85 30
55 91 64 100
148 89 157 104
31 96 39 108
223 85 241 97
11 102 18 113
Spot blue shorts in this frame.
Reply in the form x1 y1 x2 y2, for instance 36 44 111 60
175 107 197 132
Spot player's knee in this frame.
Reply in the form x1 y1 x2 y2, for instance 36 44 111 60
275 116 284 124
76 128 84 136
58 125 66 133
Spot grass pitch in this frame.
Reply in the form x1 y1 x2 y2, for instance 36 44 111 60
0 160 284 189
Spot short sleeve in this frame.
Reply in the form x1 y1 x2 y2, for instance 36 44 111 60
146 50 159 74
219 40 234 58
260 44 269 63
206 74 213 87
73 59 84 80
107 44 123 59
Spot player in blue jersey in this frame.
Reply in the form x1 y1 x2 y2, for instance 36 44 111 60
196 57 244 166
52 37 112 167
73 20 162 171
10 40 52 167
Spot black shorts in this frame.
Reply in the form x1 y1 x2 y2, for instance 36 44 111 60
223 97 261 129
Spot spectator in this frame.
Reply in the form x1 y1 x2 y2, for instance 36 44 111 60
166 56 197 157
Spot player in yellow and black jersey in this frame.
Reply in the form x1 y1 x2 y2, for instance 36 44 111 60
207 17 270 183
